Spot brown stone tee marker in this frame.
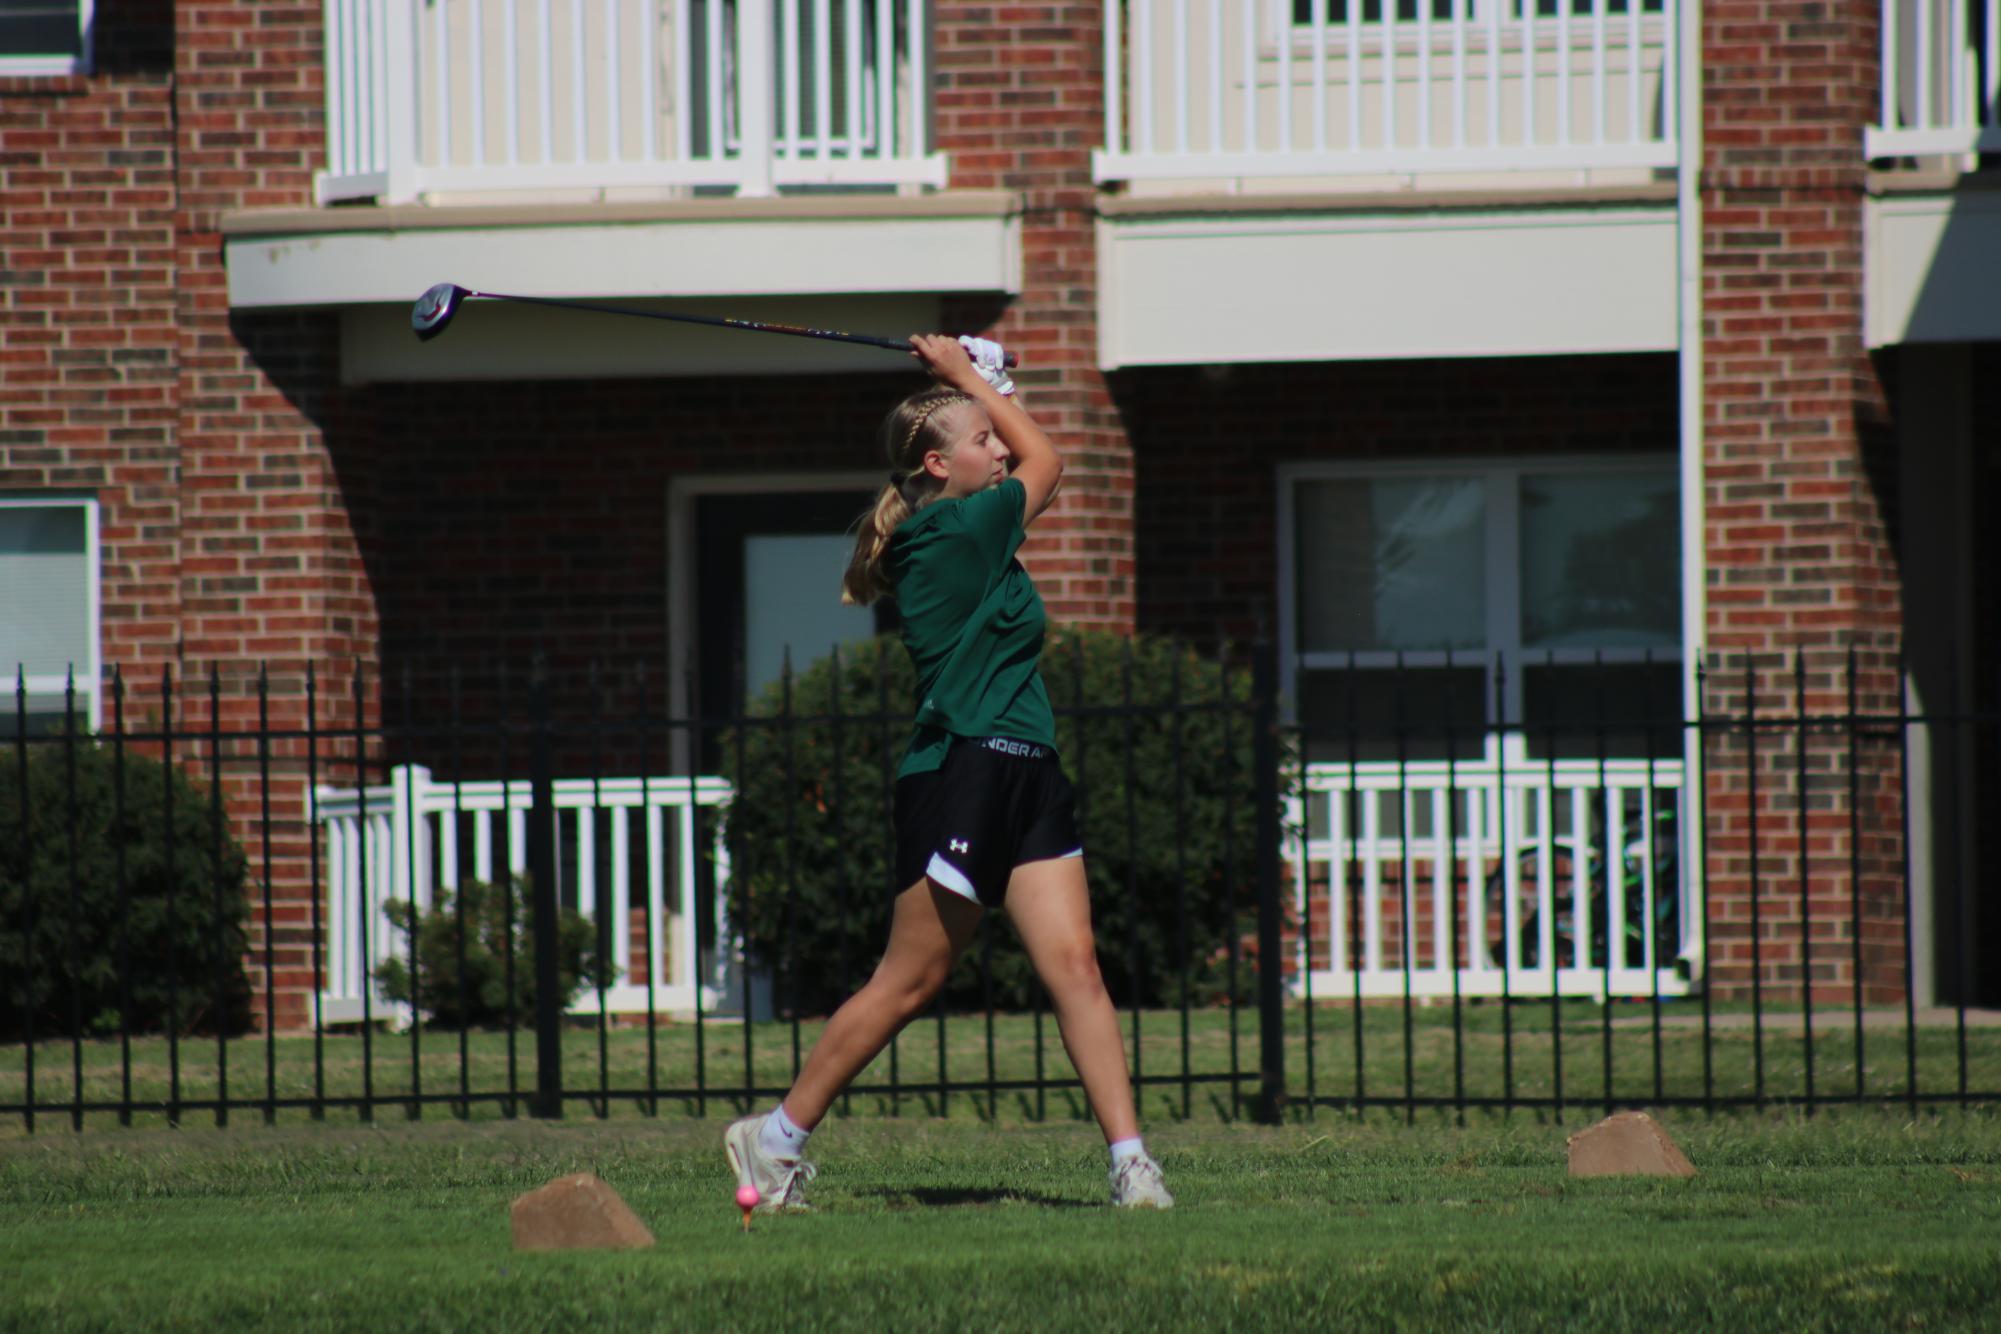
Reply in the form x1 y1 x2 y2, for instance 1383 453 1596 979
1566 1112 1697 1179
510 1172 657 1251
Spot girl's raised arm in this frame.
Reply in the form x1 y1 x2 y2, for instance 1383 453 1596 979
910 334 1063 525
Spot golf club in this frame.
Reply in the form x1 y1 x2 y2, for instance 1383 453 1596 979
410 283 1018 367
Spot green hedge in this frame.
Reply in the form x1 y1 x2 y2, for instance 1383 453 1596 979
0 732 253 1040
374 875 617 1029
721 630 1275 1015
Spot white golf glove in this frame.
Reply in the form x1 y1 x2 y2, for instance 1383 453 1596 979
958 335 1016 397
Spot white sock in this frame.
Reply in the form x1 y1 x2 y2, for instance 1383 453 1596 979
760 1103 811 1159
1108 1136 1147 1168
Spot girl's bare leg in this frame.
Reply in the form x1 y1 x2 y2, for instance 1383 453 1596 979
779 879 983 1130
1005 857 1139 1145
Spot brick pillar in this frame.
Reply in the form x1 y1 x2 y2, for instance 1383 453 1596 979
932 0 1135 631
1700 0 1907 1004
174 1 370 1030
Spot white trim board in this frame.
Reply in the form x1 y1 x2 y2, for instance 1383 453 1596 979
1866 190 2001 347
1098 204 1677 368
225 212 1021 310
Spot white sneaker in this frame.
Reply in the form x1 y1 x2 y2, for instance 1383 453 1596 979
724 1113 818 1213
1109 1152 1175 1209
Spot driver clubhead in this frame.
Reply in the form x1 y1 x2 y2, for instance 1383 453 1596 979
411 283 471 341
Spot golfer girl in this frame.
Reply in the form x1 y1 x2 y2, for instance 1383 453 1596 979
724 333 1173 1211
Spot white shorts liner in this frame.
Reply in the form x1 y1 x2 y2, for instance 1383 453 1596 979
925 847 1084 905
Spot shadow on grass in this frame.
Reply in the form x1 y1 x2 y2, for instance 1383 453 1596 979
859 1185 1089 1209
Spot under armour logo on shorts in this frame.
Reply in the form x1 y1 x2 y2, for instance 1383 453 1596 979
949 838 970 854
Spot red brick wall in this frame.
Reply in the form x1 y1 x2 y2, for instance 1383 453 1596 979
1 6 180 674
351 370 906 688
1700 0 1905 1003
933 0 1134 630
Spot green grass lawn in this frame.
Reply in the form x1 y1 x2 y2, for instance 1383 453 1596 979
2 1112 1999 1330
5 1000 1998 1131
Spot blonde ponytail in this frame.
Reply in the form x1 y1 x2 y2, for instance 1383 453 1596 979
839 386 974 606
841 483 912 605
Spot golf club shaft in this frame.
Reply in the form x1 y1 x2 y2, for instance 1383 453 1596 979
459 288 1015 366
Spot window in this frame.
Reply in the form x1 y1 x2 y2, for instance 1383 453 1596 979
668 475 896 770
0 498 101 733
0 2 92 77
1280 460 1679 760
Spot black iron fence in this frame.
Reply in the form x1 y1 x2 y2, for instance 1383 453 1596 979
2 641 1996 1132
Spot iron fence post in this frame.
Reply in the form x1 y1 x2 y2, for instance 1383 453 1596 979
528 659 564 1119
1254 644 1287 1125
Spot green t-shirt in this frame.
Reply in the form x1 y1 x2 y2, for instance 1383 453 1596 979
889 477 1056 777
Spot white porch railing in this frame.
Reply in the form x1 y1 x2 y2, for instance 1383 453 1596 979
1868 0 2001 157
1288 744 1692 1000
315 765 734 1024
1097 0 1679 182
320 0 945 204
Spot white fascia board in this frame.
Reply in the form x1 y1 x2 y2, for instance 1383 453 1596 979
226 212 1020 310
1866 191 2001 348
1099 205 1677 367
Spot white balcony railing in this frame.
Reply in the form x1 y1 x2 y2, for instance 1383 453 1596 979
315 765 734 1023
1097 0 1680 183
1288 747 1693 1001
1868 0 2001 158
320 0 945 205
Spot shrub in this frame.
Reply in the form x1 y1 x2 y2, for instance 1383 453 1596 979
374 875 618 1028
720 630 1281 1014
0 730 253 1040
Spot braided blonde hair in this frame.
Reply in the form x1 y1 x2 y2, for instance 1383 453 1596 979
841 386 976 606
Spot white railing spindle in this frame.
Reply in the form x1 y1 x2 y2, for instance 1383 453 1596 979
1418 0 1433 152
538 0 555 162
674 0 692 158
1173 0 1189 153
1453 0 1468 150
1240 0 1256 152
470 0 487 167
504 0 520 165
876 0 895 158
1276 0 1293 151
845 0 863 156
1137 0 1155 154
1556 0 1571 149
1485 0 1501 146
1592 0 1607 145
1625 0 1640 142
434 0 453 166
607 0 623 162
782 0 802 157
1347 0 1363 149
1381 0 1397 150
570 0 587 160
907 0 926 157
1312 0 1328 151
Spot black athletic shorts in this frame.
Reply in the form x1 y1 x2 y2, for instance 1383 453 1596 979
893 736 1083 909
